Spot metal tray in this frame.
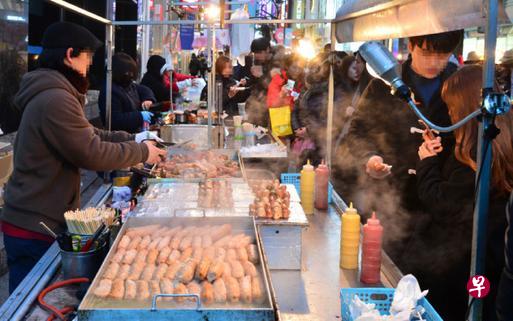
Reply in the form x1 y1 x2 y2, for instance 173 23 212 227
137 181 255 218
78 216 278 321
161 124 224 150
155 149 242 180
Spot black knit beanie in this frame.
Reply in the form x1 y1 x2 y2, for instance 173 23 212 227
146 55 166 76
42 22 102 51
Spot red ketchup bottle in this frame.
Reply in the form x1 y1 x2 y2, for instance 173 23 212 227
360 212 383 284
314 160 329 210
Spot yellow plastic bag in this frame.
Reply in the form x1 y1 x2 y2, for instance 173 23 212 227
269 106 293 137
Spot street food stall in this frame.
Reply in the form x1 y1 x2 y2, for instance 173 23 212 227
1 0 510 320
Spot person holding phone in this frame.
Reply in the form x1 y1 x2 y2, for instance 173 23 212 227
412 65 512 320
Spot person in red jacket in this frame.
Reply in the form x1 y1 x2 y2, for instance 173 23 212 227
162 63 198 97
267 54 305 109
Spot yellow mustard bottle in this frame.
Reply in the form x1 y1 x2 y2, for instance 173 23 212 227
340 202 361 269
300 160 315 215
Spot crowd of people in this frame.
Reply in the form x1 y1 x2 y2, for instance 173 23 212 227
2 20 513 321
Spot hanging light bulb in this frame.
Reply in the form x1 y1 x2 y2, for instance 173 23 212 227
298 39 316 60
205 5 220 21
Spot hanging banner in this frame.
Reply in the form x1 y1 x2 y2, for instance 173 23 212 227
215 29 231 48
284 28 293 47
180 14 195 50
275 28 285 45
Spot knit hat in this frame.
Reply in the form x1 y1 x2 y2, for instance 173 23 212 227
41 22 102 51
251 38 271 53
146 55 166 74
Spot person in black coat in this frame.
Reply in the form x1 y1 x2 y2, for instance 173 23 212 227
213 55 249 116
497 192 513 321
99 53 155 133
413 65 512 321
140 55 170 103
189 53 201 76
334 31 462 262
291 52 353 165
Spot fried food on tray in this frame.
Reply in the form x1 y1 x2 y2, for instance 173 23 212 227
93 223 266 306
157 151 240 179
249 180 291 220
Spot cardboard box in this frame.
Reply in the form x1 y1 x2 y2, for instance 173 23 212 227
0 152 13 206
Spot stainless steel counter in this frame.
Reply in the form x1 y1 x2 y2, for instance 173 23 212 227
1 179 403 321
271 206 401 321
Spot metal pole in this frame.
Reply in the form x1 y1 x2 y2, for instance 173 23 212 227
326 22 336 169
207 23 215 149
112 18 332 26
105 0 114 132
469 0 498 320
105 33 113 132
142 0 151 77
167 2 173 105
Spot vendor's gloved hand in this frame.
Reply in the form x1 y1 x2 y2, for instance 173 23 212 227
135 131 163 143
141 111 153 123
366 155 392 179
144 141 166 164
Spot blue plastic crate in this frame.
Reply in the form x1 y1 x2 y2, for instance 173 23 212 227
340 288 443 321
280 173 333 204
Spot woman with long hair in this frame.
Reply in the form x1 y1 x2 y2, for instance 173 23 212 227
214 55 249 115
411 64 511 320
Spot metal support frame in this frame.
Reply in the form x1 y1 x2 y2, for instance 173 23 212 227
105 0 114 132
469 0 499 319
326 23 336 170
207 22 216 149
112 18 331 26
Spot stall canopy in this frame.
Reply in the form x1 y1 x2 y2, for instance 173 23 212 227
334 0 509 42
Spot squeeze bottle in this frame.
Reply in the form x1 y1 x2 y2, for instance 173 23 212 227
314 160 329 210
300 160 315 214
340 202 361 269
233 116 243 150
360 212 383 284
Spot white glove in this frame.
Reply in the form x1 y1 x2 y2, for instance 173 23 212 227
135 131 163 143
176 79 192 91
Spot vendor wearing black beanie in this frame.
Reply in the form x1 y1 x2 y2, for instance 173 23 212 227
1 22 165 293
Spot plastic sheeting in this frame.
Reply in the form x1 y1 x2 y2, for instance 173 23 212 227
334 0 509 42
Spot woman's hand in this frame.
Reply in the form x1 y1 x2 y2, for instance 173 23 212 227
239 78 247 86
141 100 153 110
279 86 290 98
270 68 281 78
418 137 443 160
228 86 237 98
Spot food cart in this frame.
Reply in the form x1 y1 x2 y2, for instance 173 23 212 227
0 0 509 320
